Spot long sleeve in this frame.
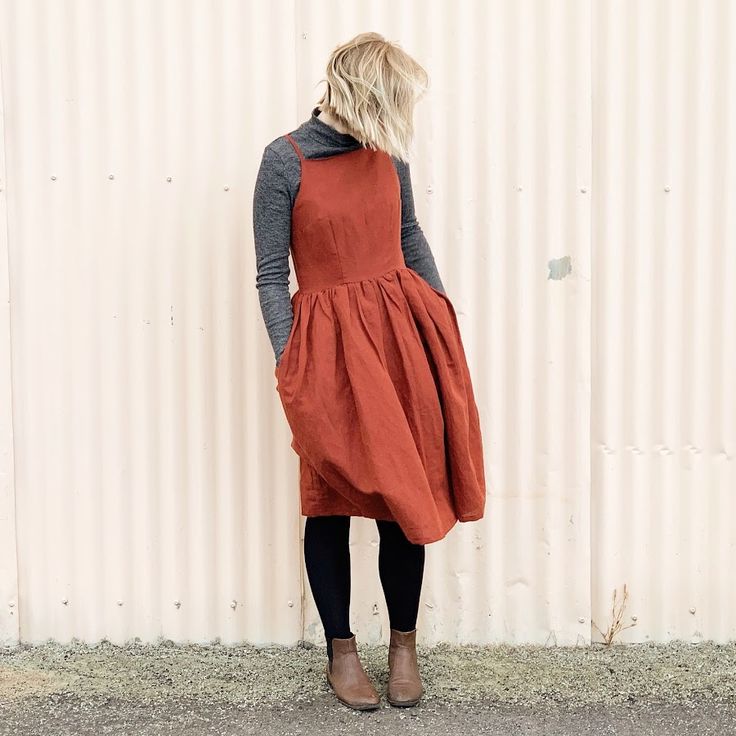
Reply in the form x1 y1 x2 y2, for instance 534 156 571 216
253 146 294 366
394 158 446 294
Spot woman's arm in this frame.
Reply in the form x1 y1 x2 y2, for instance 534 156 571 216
393 158 446 294
253 145 294 366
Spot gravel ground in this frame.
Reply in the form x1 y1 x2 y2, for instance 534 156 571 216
1 639 735 734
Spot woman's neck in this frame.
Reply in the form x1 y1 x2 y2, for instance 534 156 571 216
316 106 352 136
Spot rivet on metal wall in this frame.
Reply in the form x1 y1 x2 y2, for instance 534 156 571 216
230 600 237 609
664 185 671 192
8 601 15 607
224 185 229 191
166 176 172 182
689 607 696 614
117 600 123 606
580 187 587 193
517 185 523 192
50 175 57 181
578 617 585 623
287 600 294 607
426 185 433 194
62 598 68 605
631 615 638 622
173 600 181 608
109 174 115 180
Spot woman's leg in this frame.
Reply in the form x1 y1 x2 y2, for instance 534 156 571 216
375 519 425 631
303 514 352 663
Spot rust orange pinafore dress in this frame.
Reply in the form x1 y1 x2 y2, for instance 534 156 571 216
274 133 486 545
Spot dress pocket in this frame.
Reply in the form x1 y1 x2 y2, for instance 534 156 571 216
424 280 461 324
426 280 451 304
427 281 447 298
275 316 299 381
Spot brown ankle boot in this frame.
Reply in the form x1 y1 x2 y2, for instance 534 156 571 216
325 634 381 710
387 628 424 707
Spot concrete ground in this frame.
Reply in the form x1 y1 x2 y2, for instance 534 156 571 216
1 639 735 735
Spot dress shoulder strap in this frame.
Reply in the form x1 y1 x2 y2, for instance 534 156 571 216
285 133 305 161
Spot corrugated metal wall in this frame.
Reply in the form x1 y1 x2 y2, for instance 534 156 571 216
0 0 733 647
592 0 736 643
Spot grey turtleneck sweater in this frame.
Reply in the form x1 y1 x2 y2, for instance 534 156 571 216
253 106 445 366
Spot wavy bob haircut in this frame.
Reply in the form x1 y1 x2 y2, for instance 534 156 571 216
315 32 429 162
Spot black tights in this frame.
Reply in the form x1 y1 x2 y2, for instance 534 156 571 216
303 515 425 662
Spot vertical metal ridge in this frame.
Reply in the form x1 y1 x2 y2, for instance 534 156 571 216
0 8 20 645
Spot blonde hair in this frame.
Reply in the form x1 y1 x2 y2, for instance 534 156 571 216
315 32 429 162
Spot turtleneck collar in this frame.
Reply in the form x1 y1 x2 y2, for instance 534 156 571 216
301 105 361 148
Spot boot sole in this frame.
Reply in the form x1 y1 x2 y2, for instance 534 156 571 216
325 663 381 710
387 694 422 707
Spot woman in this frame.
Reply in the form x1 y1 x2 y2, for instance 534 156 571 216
252 32 486 710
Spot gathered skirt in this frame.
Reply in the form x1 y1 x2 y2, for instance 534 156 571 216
274 265 486 545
